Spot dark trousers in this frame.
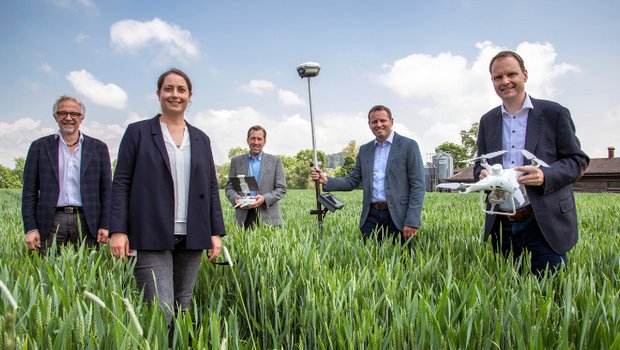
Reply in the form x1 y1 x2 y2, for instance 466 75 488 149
361 207 407 244
243 208 260 229
492 216 567 276
41 209 96 253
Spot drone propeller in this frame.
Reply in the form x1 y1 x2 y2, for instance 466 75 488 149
521 150 550 167
436 183 465 190
464 150 507 163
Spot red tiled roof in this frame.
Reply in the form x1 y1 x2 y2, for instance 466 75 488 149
585 158 620 175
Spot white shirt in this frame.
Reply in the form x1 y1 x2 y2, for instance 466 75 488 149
56 132 84 207
161 123 191 235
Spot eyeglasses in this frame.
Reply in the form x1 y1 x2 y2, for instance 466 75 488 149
56 111 82 118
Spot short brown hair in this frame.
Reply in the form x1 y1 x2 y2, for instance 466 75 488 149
157 68 193 93
247 125 267 140
368 105 392 120
489 51 526 74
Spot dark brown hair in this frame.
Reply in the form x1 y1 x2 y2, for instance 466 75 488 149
368 105 392 120
157 68 193 93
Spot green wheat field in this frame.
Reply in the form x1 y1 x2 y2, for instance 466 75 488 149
0 189 619 349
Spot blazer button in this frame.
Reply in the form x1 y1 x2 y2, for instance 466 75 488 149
199 194 205 199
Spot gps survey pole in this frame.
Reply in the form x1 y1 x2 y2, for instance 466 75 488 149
297 62 325 234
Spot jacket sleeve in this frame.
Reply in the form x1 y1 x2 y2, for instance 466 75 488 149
21 141 41 233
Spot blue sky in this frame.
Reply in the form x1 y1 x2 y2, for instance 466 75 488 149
1 0 618 167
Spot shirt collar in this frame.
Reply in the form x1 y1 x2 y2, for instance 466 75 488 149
55 131 84 144
375 131 395 146
248 152 263 161
501 94 534 117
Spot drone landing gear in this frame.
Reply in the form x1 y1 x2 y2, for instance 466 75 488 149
480 191 516 216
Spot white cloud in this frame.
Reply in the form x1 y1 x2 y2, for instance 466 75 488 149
241 80 275 95
74 33 89 43
110 18 200 61
66 69 128 109
376 40 580 157
48 0 98 15
0 119 54 166
23 79 41 92
278 89 305 107
40 63 54 74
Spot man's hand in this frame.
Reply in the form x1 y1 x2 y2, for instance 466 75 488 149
97 228 109 243
208 235 223 262
250 195 265 208
310 168 327 185
479 169 489 180
110 233 130 259
403 226 417 239
515 166 545 186
25 230 41 251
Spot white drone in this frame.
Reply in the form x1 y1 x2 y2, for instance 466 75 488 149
437 149 550 215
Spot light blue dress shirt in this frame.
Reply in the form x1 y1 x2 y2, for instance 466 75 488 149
248 152 262 196
499 94 533 210
501 94 533 168
371 132 394 202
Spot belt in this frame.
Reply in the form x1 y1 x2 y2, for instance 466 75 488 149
56 206 82 214
506 205 534 222
371 202 389 211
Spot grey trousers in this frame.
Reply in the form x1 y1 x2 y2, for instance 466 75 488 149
133 238 203 324
41 209 96 253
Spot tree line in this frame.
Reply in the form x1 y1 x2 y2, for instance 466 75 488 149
1 124 478 189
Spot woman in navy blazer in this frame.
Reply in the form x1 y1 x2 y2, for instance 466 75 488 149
110 68 225 336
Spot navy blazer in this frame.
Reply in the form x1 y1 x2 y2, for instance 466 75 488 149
474 97 589 254
324 132 426 231
22 134 112 239
110 115 225 250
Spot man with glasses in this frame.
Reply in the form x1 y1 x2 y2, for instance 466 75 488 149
22 95 112 253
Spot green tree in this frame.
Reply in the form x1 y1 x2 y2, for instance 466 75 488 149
342 140 358 158
217 162 231 189
228 147 247 159
334 154 355 177
459 122 479 159
435 142 469 168
0 157 25 189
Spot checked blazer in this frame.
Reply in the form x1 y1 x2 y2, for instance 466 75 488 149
22 134 112 240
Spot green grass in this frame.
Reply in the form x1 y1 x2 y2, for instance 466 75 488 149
1 189 619 349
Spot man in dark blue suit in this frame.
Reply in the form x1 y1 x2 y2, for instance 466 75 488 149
475 51 589 275
312 105 426 244
22 95 112 252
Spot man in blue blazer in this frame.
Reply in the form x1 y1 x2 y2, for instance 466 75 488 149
312 105 426 243
226 125 287 228
475 51 589 275
22 95 112 252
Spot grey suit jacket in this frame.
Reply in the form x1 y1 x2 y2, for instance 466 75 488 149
324 132 426 231
22 134 112 240
225 152 287 226
474 97 589 254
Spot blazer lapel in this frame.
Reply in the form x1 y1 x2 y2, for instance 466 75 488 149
524 98 543 159
80 135 93 178
384 133 399 177
45 136 60 183
150 115 171 173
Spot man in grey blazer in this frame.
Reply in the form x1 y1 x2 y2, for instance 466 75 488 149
312 105 426 243
475 51 589 275
226 125 287 228
22 95 111 252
